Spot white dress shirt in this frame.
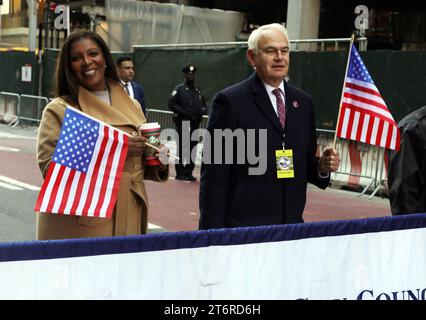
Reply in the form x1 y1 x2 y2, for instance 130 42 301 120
121 80 134 99
262 81 285 116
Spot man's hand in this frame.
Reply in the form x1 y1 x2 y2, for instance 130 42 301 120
319 148 340 174
127 136 147 157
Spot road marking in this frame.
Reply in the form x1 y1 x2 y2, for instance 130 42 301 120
0 175 41 190
0 132 37 140
0 181 23 190
0 146 20 152
148 222 162 230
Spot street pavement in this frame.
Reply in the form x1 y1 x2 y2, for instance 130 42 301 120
0 123 391 243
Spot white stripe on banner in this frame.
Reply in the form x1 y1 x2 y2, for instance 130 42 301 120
370 117 380 145
360 114 370 143
76 124 105 215
346 77 381 92
63 171 81 215
380 121 389 148
351 111 360 140
390 125 397 150
52 167 71 213
88 126 113 217
341 108 351 138
344 87 387 107
342 97 394 121
40 164 61 212
99 131 124 218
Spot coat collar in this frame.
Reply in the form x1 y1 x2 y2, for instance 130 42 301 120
77 79 144 128
250 72 284 135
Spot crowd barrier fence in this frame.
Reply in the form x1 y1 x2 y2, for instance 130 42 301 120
0 91 49 126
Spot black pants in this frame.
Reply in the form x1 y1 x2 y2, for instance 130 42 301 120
175 120 199 177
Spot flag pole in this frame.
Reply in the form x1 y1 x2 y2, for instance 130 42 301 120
333 33 356 149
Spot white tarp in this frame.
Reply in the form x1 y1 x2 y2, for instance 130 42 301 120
105 0 246 51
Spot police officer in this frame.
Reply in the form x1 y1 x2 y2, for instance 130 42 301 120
168 63 208 181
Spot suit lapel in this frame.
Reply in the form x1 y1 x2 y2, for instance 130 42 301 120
78 79 144 128
250 73 284 135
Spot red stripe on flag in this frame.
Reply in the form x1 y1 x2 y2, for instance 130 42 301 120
385 123 393 150
374 118 385 146
70 172 86 215
336 105 347 138
34 163 56 212
345 82 382 98
57 169 76 214
45 165 66 213
94 130 119 216
82 125 109 216
365 117 374 146
343 92 388 112
356 112 365 142
105 134 128 217
341 103 396 125
346 109 355 141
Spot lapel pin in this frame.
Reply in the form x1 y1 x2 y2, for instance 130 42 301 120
292 101 299 108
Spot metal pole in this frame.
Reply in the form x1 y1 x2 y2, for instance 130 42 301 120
44 0 50 49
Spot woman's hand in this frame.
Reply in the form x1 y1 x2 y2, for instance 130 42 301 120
155 144 170 169
127 136 147 157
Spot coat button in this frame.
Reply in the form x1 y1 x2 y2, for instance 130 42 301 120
132 131 138 136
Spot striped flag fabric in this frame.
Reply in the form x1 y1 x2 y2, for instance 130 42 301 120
336 44 400 151
35 106 129 218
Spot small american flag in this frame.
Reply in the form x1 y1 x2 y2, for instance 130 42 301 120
336 44 400 151
35 106 129 218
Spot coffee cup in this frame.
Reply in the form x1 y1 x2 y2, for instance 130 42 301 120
139 122 161 166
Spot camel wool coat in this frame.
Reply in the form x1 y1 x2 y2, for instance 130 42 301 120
36 80 168 240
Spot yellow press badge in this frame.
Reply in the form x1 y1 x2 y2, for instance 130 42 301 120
276 149 294 179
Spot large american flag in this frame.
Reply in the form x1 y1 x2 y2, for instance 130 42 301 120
35 107 129 218
336 44 400 151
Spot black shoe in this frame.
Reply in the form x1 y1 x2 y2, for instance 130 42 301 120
175 175 186 180
185 175 197 181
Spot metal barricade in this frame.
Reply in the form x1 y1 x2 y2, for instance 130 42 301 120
19 94 50 124
316 129 388 198
145 108 175 130
0 92 21 127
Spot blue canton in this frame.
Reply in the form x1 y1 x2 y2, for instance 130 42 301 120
52 109 100 173
347 44 374 84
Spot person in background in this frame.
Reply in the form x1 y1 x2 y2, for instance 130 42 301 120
168 63 208 181
116 56 147 115
199 23 340 230
388 106 426 215
36 31 168 240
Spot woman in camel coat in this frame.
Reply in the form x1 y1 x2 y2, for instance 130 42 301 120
36 31 168 240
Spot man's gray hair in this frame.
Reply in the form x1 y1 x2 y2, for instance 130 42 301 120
248 23 289 54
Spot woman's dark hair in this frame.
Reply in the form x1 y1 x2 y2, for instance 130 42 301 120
54 30 119 105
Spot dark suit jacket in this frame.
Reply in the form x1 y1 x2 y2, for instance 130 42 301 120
130 81 147 115
199 72 329 229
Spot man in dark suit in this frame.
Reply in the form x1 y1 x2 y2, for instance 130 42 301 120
199 23 340 230
116 56 147 115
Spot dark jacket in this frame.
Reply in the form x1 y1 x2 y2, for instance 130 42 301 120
168 83 208 125
130 81 147 115
388 106 426 215
199 73 329 229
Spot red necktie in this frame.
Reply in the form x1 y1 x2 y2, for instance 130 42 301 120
272 88 286 128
